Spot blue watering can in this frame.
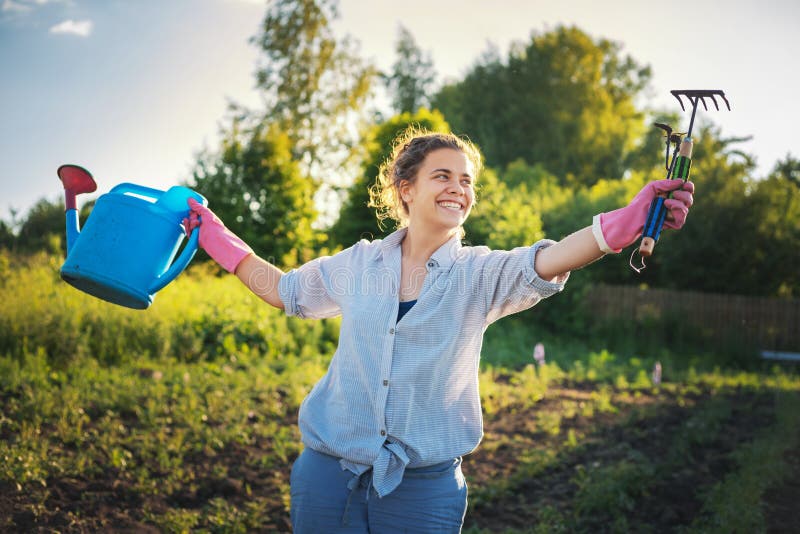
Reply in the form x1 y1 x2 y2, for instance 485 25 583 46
57 164 207 310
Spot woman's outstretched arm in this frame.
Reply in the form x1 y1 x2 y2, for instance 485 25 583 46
234 254 285 310
185 199 285 310
534 226 602 281
534 179 695 281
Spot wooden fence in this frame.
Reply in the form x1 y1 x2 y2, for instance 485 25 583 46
585 285 800 352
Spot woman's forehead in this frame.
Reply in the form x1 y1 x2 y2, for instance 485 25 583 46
420 148 474 175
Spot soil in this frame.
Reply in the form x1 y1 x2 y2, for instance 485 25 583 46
764 445 800 533
0 384 796 533
463 386 784 533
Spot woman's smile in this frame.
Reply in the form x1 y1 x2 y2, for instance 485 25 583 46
437 200 464 212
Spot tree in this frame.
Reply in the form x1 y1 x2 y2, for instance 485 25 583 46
190 121 320 268
773 154 800 190
15 198 64 254
0 219 14 251
463 169 545 249
251 0 375 177
383 25 436 114
748 155 800 297
432 26 651 187
328 108 450 247
642 125 766 294
330 109 550 252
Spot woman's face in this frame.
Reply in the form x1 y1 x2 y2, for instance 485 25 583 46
400 148 475 233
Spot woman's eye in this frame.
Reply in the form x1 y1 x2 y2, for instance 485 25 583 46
461 179 472 186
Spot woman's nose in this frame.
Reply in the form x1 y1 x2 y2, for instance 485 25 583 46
448 180 464 195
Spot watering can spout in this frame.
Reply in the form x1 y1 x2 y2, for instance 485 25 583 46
57 165 97 253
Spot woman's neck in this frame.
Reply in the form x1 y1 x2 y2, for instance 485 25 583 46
401 224 457 263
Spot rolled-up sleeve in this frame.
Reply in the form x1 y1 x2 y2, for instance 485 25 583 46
278 243 361 319
478 239 569 325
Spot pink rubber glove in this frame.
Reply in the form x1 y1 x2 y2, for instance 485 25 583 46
592 179 695 253
183 198 254 273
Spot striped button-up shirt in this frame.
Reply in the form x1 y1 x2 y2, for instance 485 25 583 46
278 227 568 496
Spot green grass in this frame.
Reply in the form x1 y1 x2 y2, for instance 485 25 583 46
2 252 799 532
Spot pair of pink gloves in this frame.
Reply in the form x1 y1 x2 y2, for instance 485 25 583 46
185 179 694 271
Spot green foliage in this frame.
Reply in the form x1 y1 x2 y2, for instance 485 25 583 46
5 196 93 255
463 169 545 249
251 0 375 174
328 108 450 246
383 24 436 114
0 347 311 531
688 392 800 533
0 253 339 368
0 218 15 250
748 156 800 297
190 122 321 268
14 197 63 254
571 447 655 528
647 126 800 297
1 253 799 531
433 25 651 186
331 111 549 252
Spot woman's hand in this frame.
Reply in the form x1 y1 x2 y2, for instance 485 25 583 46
184 198 254 273
593 179 695 253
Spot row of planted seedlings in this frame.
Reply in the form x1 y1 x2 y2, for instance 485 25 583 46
1 346 330 532
462 356 800 534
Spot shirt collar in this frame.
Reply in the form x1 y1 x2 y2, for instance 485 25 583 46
380 227 463 271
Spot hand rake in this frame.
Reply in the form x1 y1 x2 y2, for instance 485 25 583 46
631 89 731 272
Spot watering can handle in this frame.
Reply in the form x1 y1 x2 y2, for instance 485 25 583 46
109 182 165 200
149 224 200 294
110 182 205 294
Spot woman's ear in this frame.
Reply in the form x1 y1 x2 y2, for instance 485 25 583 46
399 179 413 204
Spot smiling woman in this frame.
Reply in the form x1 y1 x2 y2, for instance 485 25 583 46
182 125 695 532
369 128 483 241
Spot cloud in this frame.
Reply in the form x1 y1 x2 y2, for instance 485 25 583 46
2 0 31 12
49 18 92 37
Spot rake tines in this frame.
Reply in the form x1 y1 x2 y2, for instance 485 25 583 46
670 90 731 137
671 89 731 111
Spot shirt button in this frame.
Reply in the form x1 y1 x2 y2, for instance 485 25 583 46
380 430 386 436
427 261 435 268
383 379 389 386
389 328 395 335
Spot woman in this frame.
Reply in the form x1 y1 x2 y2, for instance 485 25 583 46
185 129 693 532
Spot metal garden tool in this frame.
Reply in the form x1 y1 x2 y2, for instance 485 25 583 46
631 89 731 272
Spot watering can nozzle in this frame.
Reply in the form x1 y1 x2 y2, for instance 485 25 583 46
57 164 98 253
57 164 97 210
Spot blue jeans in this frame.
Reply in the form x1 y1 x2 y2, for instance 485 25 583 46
290 448 468 533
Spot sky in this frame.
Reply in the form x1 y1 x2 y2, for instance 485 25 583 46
2 0 798 223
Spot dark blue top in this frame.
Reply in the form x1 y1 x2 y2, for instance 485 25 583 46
397 299 417 323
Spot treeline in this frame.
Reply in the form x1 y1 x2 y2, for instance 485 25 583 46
3 0 799 302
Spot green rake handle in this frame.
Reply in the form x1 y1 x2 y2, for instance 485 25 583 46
638 138 692 257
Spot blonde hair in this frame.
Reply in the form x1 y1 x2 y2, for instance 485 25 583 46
368 127 483 235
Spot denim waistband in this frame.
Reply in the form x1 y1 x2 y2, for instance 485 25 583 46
402 457 462 479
